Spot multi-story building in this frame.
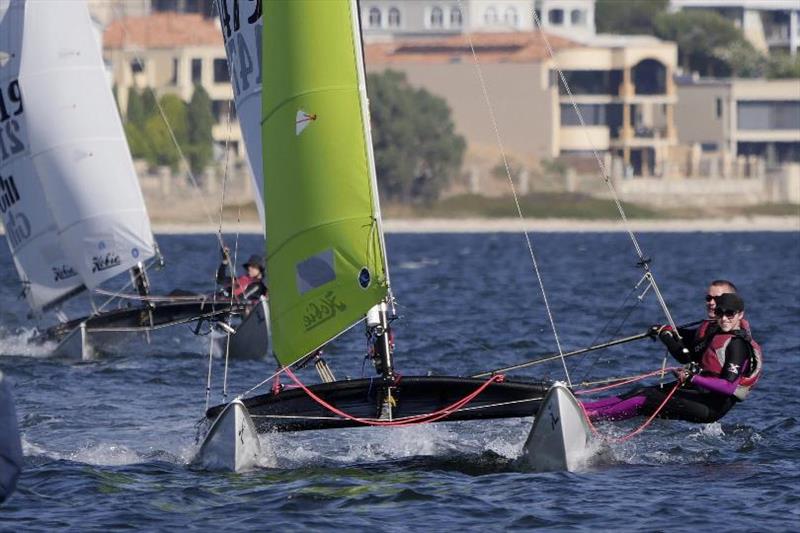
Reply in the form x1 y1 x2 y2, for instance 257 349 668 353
360 0 595 41
534 0 596 41
676 77 800 166
670 0 800 56
365 30 678 177
103 12 242 157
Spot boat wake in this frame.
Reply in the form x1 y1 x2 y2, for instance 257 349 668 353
0 327 54 358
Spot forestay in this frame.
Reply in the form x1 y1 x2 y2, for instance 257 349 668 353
0 1 85 314
261 0 389 367
17 0 155 290
216 0 265 229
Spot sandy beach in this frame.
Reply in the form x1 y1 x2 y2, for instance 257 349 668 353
145 215 799 235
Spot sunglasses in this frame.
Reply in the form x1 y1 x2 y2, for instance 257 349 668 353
705 295 715 302
714 308 739 318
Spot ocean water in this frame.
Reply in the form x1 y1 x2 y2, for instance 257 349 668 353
1 231 798 531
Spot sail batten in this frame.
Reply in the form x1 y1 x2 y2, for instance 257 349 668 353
261 0 389 367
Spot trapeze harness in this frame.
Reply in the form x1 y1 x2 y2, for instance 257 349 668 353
583 323 762 424
216 264 267 301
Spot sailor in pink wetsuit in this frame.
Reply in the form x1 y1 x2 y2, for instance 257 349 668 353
583 292 762 424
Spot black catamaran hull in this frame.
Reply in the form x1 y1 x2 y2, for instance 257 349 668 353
207 376 551 433
36 299 246 359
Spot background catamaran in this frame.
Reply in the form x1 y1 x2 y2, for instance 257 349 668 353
0 0 237 359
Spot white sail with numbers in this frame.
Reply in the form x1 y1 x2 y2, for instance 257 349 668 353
216 0 265 228
0 0 85 314
17 0 156 290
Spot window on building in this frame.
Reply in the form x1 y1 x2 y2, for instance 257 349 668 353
559 70 623 96
484 6 497 25
504 7 518 26
548 9 564 25
571 9 584 26
716 97 723 118
738 100 800 130
130 59 145 74
388 7 401 27
533 9 542 25
213 58 229 83
430 6 443 28
450 7 462 27
368 7 381 27
212 99 237 122
191 58 202 84
170 58 179 84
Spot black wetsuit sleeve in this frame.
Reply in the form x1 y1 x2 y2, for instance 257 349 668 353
216 262 231 284
719 337 751 382
659 332 691 363
677 327 697 349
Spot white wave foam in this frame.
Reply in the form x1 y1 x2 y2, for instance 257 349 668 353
0 327 55 358
690 422 725 439
397 258 440 270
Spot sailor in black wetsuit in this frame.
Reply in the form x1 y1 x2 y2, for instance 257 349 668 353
582 293 763 424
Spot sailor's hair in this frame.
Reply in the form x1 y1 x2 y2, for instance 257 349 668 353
710 279 738 292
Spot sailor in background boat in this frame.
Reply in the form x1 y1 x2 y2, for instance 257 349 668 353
582 293 762 424
216 248 268 303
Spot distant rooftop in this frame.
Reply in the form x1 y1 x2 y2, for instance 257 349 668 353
365 31 579 64
104 12 221 49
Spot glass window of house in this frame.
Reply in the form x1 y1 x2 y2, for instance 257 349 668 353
213 58 229 83
451 7 463 27
484 6 497 24
548 9 564 25
369 7 381 27
130 59 145 74
505 7 518 26
191 58 202 84
170 58 179 84
388 7 401 27
430 6 443 28
571 9 584 26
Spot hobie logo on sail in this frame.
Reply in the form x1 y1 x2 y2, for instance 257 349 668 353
52 265 78 282
296 110 317 136
303 291 347 331
91 252 121 273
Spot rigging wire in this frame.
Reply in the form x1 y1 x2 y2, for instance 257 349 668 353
530 9 679 338
112 4 226 252
457 0 571 386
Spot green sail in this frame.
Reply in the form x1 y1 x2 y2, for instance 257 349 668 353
261 0 389 367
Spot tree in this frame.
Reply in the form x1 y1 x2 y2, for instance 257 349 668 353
141 94 187 170
124 122 152 161
767 53 800 79
595 0 668 35
186 85 215 175
140 88 158 117
367 70 465 203
126 87 146 127
654 10 757 76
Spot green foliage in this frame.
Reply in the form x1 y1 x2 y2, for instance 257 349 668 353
141 88 158 117
595 0 668 35
490 157 523 180
367 70 466 203
125 87 146 127
653 10 758 76
767 53 800 79
186 85 215 175
124 122 151 161
138 94 187 170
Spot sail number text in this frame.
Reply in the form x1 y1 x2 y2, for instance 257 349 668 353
217 0 262 98
0 80 26 162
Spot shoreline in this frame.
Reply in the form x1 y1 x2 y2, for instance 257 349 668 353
146 215 799 235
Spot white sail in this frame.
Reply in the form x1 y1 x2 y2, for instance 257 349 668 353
216 0 265 229
0 0 85 314
17 0 155 290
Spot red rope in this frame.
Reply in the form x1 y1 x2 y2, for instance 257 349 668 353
575 367 681 396
580 381 682 443
283 367 505 427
